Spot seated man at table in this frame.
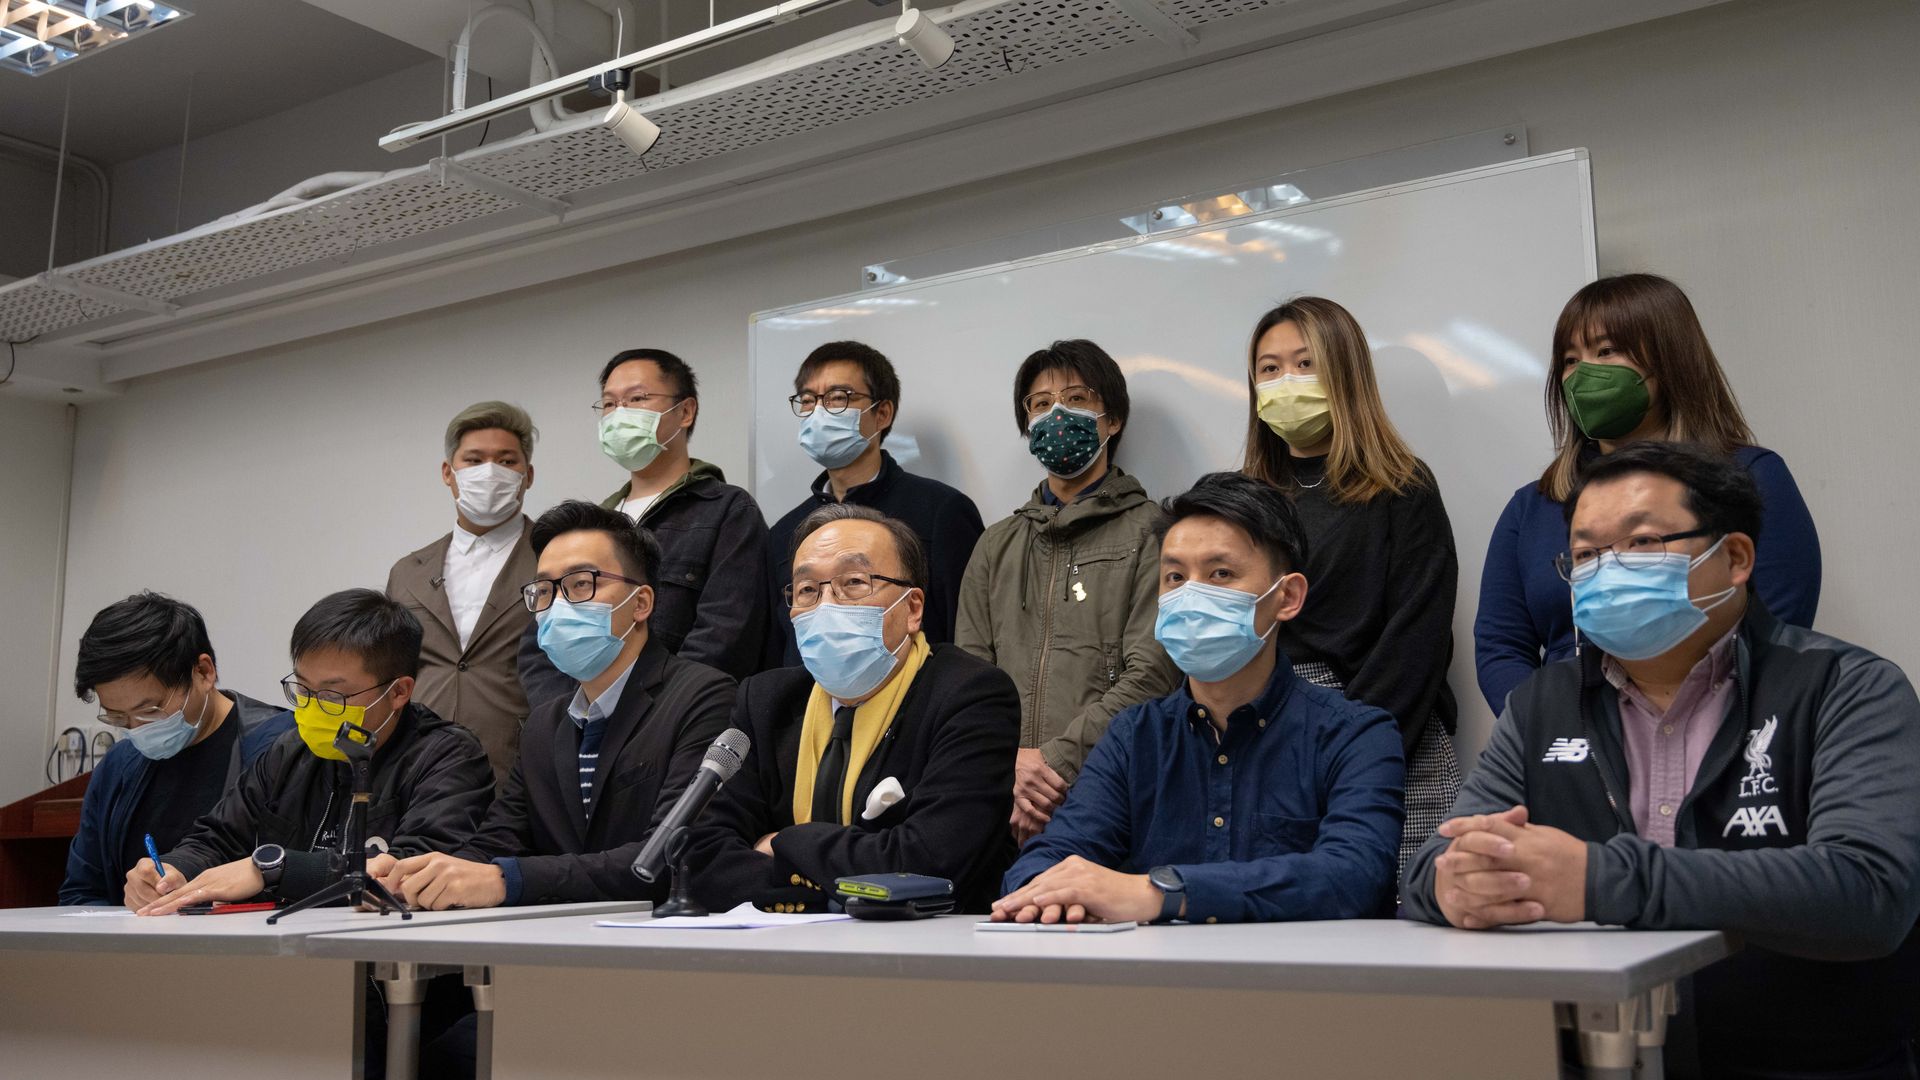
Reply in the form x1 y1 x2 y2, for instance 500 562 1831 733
687 503 1020 913
378 501 735 909
994 472 1404 924
1404 442 1920 1077
64 592 293 907
131 588 494 914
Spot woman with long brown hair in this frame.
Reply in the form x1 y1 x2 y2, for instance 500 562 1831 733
1242 296 1460 883
1474 273 1821 713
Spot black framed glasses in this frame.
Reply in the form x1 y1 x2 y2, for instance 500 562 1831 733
95 689 187 729
281 675 388 716
1554 528 1717 583
789 390 873 417
593 391 684 416
1021 384 1098 417
785 571 913 610
523 569 642 613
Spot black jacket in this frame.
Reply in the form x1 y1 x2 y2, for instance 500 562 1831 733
519 459 772 707
1406 602 1920 1077
687 643 1020 913
164 702 495 900
763 451 985 667
459 641 734 904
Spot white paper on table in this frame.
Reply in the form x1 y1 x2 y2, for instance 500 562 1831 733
58 909 140 917
596 901 851 930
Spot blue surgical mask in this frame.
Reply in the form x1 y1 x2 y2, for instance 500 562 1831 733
798 406 875 470
1154 579 1281 683
1027 405 1108 479
1571 537 1737 661
536 587 640 682
126 685 211 761
793 591 913 700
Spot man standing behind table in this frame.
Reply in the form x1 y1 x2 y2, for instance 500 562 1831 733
763 340 984 667
519 349 771 705
1405 442 1920 1077
388 400 540 784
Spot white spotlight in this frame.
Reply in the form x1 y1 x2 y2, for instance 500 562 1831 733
601 98 660 157
895 8 954 70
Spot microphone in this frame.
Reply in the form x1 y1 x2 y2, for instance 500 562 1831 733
632 727 750 883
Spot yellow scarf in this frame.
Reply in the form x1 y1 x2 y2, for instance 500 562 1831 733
792 632 931 825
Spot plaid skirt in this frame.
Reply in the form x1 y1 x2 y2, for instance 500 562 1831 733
1293 660 1462 889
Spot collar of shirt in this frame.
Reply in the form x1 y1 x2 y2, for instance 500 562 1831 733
1178 646 1294 739
1602 622 1739 710
809 451 896 505
566 653 638 729
451 516 524 557
1039 467 1108 507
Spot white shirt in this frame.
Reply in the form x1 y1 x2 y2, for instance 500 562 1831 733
620 493 659 523
442 517 525 650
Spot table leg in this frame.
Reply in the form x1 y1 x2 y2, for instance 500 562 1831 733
374 960 428 1080
1558 981 1676 1079
465 964 495 1080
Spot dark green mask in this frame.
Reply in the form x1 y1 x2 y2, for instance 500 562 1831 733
1561 362 1650 440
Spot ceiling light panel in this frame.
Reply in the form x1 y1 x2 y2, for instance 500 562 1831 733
0 1 189 76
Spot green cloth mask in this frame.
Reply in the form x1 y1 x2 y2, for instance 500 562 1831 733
599 401 686 472
1561 362 1650 440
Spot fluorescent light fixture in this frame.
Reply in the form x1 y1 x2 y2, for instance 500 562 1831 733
0 0 189 76
601 97 660 157
894 8 953 69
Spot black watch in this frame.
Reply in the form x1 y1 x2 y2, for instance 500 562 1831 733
1148 865 1186 923
251 843 286 889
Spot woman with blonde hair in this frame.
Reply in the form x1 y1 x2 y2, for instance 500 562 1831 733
1474 274 1821 713
1242 296 1460 882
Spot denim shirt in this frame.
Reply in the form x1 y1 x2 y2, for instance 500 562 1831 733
1003 649 1405 922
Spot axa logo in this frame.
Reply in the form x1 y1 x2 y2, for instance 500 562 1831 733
1723 805 1789 838
1542 737 1590 763
1740 716 1780 798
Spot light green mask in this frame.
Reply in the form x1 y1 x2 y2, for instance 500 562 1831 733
1561 362 1650 440
599 402 686 472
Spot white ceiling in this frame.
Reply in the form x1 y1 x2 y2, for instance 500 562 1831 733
0 0 434 164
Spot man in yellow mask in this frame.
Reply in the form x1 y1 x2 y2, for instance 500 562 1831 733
131 588 493 914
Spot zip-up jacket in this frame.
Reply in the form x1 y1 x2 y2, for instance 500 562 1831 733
1406 602 1920 1076
954 466 1178 785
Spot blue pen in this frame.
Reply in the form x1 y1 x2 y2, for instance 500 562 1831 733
144 833 165 879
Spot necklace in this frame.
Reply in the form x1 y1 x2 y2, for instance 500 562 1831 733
1294 475 1326 490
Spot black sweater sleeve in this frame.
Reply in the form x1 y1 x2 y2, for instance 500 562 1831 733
1342 475 1458 757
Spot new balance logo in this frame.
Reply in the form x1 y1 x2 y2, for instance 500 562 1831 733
1723 805 1789 838
1542 738 1590 763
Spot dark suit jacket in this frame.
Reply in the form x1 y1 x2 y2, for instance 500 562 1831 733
388 519 538 784
686 643 1020 913
459 639 735 904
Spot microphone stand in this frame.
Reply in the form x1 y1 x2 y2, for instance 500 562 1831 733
650 826 706 919
269 719 411 923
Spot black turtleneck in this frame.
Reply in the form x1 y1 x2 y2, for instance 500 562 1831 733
1270 455 1459 756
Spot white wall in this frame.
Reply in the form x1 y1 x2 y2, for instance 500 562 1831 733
0 395 74 802
17 0 1918 802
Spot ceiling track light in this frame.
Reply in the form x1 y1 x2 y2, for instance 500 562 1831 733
601 93 660 157
894 4 953 69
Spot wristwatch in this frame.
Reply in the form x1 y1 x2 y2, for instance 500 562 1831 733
1148 865 1186 923
251 843 286 889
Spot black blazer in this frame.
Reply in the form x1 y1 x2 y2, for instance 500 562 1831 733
687 643 1020 913
461 639 735 904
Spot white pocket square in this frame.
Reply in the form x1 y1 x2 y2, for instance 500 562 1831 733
862 777 906 821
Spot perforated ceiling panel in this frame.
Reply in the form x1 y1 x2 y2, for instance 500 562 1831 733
1159 0 1278 29
0 278 123 342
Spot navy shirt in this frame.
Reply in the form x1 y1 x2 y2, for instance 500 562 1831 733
1002 649 1405 923
1473 444 1822 714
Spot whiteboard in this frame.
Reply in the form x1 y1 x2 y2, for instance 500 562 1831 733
749 150 1597 760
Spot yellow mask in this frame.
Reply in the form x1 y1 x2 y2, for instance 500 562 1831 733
293 682 397 761
1255 374 1333 448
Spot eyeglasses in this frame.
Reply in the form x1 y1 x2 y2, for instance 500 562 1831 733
281 675 390 716
523 569 642 613
789 389 873 417
593 391 684 416
1554 528 1717 583
96 689 186 730
1021 385 1098 417
784 571 913 610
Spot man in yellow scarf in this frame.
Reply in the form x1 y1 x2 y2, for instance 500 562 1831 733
686 504 1021 913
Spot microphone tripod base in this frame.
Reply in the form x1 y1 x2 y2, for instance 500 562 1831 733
651 838 706 918
268 873 412 924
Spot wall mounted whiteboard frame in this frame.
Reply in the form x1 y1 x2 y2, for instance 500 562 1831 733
748 149 1597 760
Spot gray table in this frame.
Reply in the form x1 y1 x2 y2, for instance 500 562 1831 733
310 915 1733 1079
0 902 646 1079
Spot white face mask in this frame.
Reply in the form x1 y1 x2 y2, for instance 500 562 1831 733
454 462 525 527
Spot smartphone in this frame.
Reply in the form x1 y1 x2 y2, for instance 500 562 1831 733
178 901 280 915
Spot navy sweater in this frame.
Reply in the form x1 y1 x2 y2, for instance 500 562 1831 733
1473 444 1821 713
